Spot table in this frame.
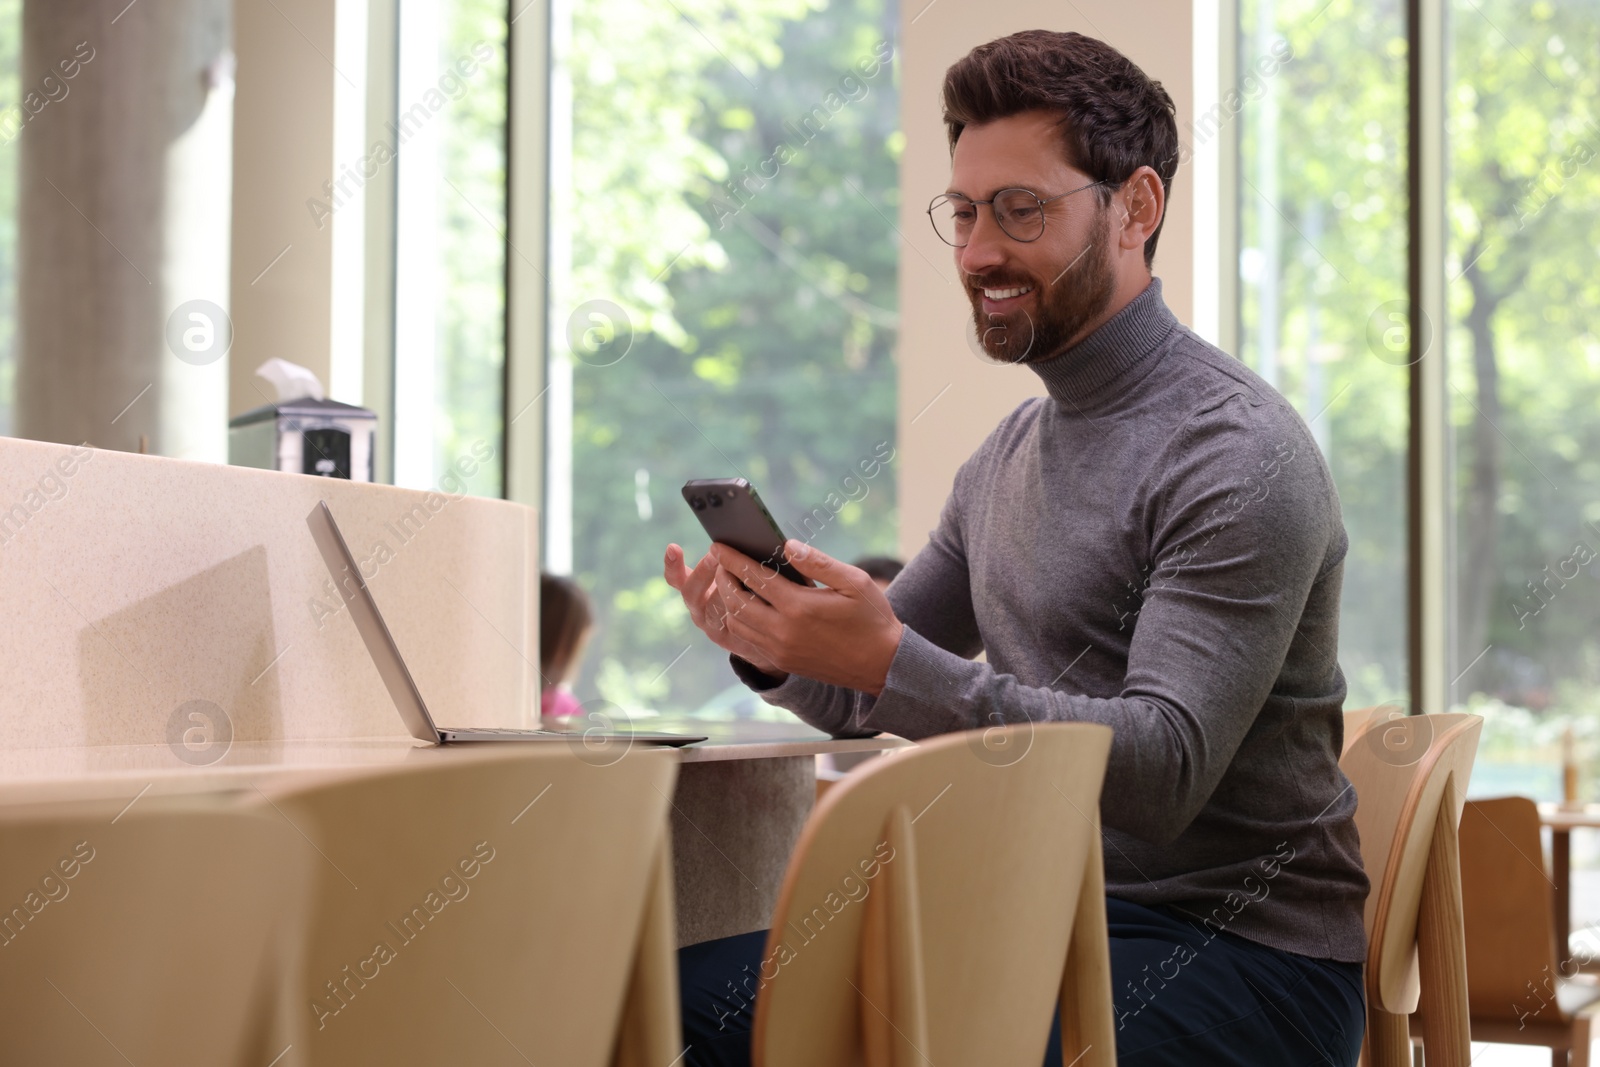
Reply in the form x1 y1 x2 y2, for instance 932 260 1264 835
668 718 904 944
1536 802 1600 959
0 717 907 948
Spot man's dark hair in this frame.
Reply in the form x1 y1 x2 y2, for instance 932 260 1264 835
942 30 1179 267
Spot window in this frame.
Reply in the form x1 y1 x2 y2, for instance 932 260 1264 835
1445 0 1600 800
0 0 18 436
1236 0 1410 712
391 0 508 496
546 0 901 716
1240 0 1600 800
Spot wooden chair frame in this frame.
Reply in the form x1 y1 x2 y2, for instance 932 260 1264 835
1342 710 1483 1067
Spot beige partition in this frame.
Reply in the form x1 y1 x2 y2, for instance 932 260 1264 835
895 1 1195 558
0 438 539 748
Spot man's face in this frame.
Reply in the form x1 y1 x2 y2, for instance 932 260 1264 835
947 111 1118 363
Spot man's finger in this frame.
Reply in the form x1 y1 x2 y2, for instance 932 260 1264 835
666 545 728 632
711 544 801 606
678 549 721 605
715 564 780 631
663 544 691 590
781 539 864 592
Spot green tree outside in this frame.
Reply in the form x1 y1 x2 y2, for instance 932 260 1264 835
556 0 901 717
1240 0 1600 796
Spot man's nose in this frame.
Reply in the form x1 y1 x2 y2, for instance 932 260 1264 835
957 208 1008 276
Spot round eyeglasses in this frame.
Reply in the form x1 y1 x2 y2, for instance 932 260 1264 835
926 180 1111 247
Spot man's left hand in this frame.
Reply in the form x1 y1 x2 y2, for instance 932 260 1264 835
711 540 904 697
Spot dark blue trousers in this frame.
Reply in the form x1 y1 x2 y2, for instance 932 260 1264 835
678 897 1365 1066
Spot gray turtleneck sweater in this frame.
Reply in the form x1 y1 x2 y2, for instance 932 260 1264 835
736 278 1369 963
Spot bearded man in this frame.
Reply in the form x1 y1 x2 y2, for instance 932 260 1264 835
664 29 1368 1067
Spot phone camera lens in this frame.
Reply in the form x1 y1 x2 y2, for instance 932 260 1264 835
691 497 706 511
709 494 723 507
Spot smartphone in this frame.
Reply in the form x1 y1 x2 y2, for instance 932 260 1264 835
681 478 813 587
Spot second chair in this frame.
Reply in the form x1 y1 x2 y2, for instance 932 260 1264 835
1342 710 1483 1067
753 722 1117 1067
1454 795 1600 1065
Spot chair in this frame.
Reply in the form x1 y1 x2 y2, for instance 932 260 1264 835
1449 796 1600 1065
0 792 314 1065
1341 710 1483 1067
1343 705 1386 756
258 746 681 1067
753 723 1118 1067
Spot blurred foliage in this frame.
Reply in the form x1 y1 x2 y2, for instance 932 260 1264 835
1445 0 1600 729
558 0 900 715
1239 0 1410 710
1241 0 1600 798
559 0 824 343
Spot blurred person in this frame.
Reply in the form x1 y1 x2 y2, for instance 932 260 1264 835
851 554 904 590
539 573 593 721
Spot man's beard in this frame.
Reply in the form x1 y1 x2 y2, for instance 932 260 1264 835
965 218 1117 365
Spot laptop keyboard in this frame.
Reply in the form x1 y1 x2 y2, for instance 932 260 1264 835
446 727 568 737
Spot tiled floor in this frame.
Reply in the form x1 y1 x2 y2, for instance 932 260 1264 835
1573 868 1600 943
1469 1045 1551 1065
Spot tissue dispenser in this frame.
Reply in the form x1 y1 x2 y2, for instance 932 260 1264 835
228 397 377 481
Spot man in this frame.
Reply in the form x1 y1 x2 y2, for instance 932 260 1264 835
664 29 1367 1067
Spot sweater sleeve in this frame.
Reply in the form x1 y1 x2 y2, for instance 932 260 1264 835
759 398 1342 846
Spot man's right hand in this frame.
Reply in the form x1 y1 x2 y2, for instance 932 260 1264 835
663 543 790 681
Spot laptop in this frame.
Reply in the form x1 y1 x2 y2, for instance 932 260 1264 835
306 500 705 747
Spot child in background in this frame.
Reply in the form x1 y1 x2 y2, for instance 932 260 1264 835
540 573 593 721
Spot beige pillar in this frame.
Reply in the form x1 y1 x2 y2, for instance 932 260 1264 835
16 0 232 457
228 0 338 421
896 3 1195 558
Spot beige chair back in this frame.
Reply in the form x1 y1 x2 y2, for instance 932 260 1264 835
1458 797 1560 1021
753 723 1117 1067
0 793 313 1065
1343 705 1384 756
260 746 680 1067
1341 710 1482 1066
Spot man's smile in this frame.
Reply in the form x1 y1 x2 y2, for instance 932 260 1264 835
974 282 1036 314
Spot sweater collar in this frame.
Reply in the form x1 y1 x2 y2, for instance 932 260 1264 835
1027 278 1178 408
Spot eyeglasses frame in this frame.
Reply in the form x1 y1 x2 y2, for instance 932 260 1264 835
926 179 1114 247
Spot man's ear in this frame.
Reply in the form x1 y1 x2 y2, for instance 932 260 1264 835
1116 166 1165 254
